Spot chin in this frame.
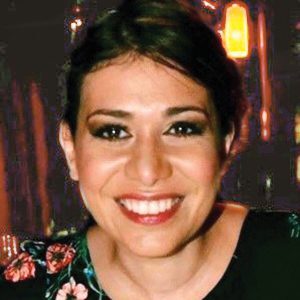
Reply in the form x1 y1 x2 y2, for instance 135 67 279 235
128 242 178 258
120 230 189 258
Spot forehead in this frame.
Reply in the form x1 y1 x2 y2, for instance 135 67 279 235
81 56 214 116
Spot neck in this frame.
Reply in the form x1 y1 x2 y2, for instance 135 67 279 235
114 235 209 295
103 205 224 297
87 203 248 299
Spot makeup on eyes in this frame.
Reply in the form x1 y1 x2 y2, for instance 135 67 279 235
87 117 209 142
88 122 130 140
164 120 207 137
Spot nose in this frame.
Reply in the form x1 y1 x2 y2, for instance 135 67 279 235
124 137 173 187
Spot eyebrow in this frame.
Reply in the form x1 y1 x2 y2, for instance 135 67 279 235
86 105 209 122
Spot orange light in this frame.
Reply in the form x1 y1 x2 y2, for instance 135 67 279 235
260 108 271 141
261 128 270 141
261 108 268 125
223 2 250 58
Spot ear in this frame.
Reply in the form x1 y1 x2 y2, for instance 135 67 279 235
59 122 79 181
224 125 235 157
220 125 235 177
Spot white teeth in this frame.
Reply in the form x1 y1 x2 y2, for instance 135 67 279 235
126 200 133 211
166 199 172 210
119 198 181 215
159 200 166 212
139 201 148 214
148 201 158 214
132 201 139 212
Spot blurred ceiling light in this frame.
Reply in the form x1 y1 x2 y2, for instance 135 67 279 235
70 21 77 32
223 2 250 59
262 128 270 141
260 108 271 141
70 18 83 32
261 108 268 125
75 18 83 27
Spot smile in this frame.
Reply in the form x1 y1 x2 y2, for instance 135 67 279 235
119 198 182 215
115 195 184 225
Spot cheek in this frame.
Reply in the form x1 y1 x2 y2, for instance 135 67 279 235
170 142 221 185
75 143 125 191
74 135 222 191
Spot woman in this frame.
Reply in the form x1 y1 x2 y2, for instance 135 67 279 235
1 0 300 299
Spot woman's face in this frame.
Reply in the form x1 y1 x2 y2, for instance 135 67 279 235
60 56 233 257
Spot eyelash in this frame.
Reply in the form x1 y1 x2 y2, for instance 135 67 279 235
91 121 206 141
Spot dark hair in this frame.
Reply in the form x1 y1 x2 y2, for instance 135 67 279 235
64 0 249 159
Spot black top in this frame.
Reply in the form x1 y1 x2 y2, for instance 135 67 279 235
206 211 300 300
1 210 300 299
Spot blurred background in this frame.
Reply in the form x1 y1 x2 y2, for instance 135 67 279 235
0 0 299 264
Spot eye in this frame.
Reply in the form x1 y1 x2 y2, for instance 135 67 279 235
91 124 131 141
164 121 206 137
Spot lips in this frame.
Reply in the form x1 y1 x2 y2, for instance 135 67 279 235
115 193 184 225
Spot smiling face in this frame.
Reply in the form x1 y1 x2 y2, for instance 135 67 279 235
60 55 234 257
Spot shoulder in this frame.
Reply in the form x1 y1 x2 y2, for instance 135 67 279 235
219 201 300 241
235 209 300 298
242 209 300 241
241 209 300 268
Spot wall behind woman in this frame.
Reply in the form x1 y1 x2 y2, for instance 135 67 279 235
0 0 299 246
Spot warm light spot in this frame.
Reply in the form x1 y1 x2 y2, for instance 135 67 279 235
263 129 268 137
231 30 242 40
223 2 250 58
70 21 77 32
70 18 83 32
260 108 271 141
261 109 268 125
75 18 83 27
261 128 270 141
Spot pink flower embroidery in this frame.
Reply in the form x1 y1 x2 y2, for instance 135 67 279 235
3 252 36 282
55 277 88 300
46 243 76 274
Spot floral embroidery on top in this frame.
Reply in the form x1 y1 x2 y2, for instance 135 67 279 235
1 212 300 300
46 243 76 274
288 213 300 238
55 277 88 300
3 252 36 282
45 234 106 300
